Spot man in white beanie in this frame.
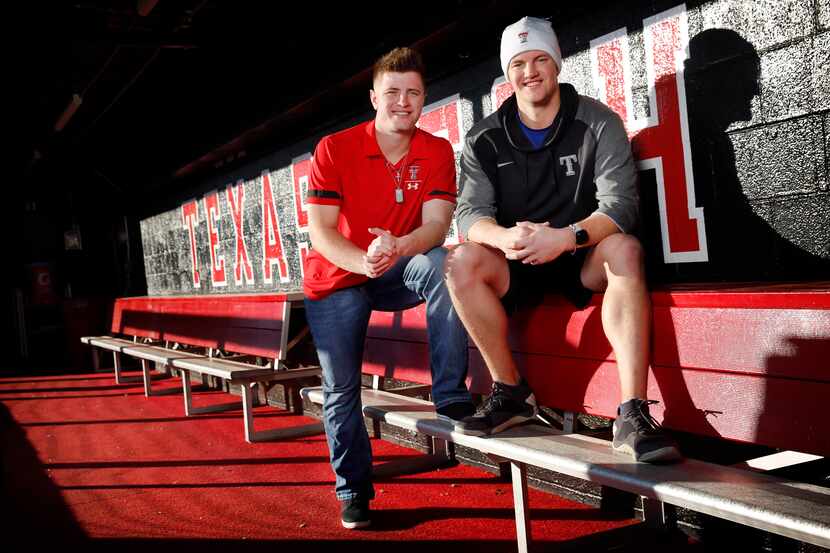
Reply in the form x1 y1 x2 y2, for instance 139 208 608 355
446 17 681 463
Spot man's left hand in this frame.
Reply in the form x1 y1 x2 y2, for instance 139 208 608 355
365 227 401 278
509 222 575 265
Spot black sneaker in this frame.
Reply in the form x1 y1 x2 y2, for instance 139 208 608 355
340 497 371 529
435 401 476 422
453 380 538 436
612 399 683 463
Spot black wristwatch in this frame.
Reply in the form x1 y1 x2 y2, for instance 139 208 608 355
569 223 589 253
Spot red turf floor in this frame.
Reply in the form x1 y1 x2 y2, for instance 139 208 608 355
0 369 702 552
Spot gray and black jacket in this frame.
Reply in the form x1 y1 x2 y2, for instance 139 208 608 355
456 83 639 238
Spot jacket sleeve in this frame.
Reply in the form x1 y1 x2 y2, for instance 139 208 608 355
592 110 639 233
456 130 498 239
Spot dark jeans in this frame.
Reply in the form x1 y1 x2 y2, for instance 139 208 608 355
304 246 471 501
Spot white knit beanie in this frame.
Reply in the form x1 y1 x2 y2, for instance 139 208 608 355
500 17 562 77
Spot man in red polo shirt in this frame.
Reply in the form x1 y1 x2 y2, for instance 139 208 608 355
303 47 473 529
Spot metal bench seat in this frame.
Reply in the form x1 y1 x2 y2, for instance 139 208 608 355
170 356 284 382
80 293 323 443
171 358 324 442
83 336 135 351
119 344 206 397
81 336 162 385
301 386 830 551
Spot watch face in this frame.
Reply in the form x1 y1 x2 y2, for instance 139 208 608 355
575 228 589 245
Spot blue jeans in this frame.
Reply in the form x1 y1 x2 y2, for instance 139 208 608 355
304 246 471 501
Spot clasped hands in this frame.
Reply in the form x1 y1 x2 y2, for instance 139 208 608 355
500 221 573 265
362 227 400 278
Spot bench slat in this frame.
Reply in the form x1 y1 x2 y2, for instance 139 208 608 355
171 357 319 383
171 357 279 380
85 336 137 352
120 345 207 365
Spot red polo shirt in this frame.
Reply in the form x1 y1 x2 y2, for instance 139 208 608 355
303 120 457 300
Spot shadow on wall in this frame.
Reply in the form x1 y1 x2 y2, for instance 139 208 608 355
640 28 830 283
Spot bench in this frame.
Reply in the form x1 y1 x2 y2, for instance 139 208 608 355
81 292 322 442
302 282 830 550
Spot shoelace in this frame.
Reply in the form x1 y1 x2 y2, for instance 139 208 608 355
626 399 664 434
476 382 514 416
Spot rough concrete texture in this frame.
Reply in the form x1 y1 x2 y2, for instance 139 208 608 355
812 31 830 112
760 40 813 123
697 0 813 52
559 48 598 99
820 0 830 30
730 115 824 199
627 29 648 97
771 192 830 258
825 112 830 191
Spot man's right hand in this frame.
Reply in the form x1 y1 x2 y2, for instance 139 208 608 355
498 222 550 259
362 253 394 278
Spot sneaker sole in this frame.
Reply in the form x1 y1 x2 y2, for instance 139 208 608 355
342 519 371 529
612 442 683 464
453 411 537 437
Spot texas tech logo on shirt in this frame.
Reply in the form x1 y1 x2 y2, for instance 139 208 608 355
406 165 422 191
559 154 578 176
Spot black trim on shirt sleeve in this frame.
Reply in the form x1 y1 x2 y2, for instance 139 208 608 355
308 189 342 199
428 190 457 198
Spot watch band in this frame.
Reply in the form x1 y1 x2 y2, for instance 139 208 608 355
569 224 579 254
569 223 588 254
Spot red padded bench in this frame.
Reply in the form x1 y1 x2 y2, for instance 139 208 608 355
304 282 830 549
82 292 322 442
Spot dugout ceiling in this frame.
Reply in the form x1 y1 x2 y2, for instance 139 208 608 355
13 0 557 203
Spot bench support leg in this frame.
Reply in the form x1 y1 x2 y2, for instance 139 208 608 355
430 437 454 461
371 418 382 439
288 384 304 414
141 359 153 397
92 347 101 372
511 461 532 553
642 497 676 530
563 411 579 434
242 382 255 443
113 352 123 384
182 370 193 416
240 381 323 443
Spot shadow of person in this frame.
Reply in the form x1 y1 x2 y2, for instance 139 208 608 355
680 28 830 281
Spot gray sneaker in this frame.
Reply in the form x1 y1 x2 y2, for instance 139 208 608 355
612 399 682 463
453 380 538 436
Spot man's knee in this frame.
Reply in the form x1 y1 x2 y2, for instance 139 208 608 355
404 247 447 288
598 234 645 278
444 243 490 292
421 246 449 272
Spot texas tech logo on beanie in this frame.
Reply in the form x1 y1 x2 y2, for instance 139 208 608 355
500 16 563 76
